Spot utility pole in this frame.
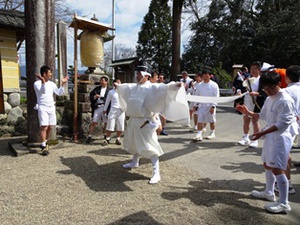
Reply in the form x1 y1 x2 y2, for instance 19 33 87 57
111 0 116 80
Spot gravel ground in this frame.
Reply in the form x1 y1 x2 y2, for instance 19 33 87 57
1 105 299 225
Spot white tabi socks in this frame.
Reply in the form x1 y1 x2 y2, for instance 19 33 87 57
123 154 139 169
149 156 161 184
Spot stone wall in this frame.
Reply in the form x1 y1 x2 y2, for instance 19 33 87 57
0 92 26 137
0 92 70 138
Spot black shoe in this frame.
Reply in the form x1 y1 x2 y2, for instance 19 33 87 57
160 130 168 136
115 139 122 145
294 162 300 167
40 145 49 156
85 136 92 144
101 139 110 146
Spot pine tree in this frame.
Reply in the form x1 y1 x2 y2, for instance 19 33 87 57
136 0 172 77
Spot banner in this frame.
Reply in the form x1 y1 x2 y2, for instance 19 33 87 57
186 92 247 104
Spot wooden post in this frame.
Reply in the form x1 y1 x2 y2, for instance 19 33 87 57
73 15 78 142
0 52 4 114
25 0 55 144
57 21 68 95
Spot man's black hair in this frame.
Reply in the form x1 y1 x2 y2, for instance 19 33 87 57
100 76 109 82
201 69 210 75
40 65 51 76
286 65 300 82
113 78 120 83
260 71 281 87
250 61 261 69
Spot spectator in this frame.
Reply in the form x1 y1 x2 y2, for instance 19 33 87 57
85 76 111 144
34 65 68 156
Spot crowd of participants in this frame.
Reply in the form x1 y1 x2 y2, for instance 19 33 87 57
33 62 300 214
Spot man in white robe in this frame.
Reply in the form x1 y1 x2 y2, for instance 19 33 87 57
116 70 189 184
237 71 298 214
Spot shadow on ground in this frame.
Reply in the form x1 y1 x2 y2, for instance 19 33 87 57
161 177 293 225
0 136 25 156
107 211 163 225
57 156 149 192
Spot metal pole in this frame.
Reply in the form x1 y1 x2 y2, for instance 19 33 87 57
73 14 78 142
111 0 115 80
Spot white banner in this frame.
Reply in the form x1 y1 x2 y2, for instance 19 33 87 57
186 92 247 104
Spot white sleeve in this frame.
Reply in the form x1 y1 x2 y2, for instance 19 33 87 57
104 91 112 111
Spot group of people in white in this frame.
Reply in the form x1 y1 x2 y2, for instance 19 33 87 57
33 62 300 214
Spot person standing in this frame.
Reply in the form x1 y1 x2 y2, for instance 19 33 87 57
188 72 203 132
34 65 68 156
238 61 267 148
277 65 300 193
180 70 193 92
86 76 111 144
193 69 219 141
236 71 298 214
232 66 249 107
116 69 189 184
102 78 125 146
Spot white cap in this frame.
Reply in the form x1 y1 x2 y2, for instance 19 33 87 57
261 62 275 72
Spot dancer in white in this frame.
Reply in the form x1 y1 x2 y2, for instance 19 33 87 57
34 65 68 156
116 70 189 184
237 71 298 214
193 69 219 141
102 78 125 146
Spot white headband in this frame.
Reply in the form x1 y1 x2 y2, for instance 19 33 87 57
140 71 151 77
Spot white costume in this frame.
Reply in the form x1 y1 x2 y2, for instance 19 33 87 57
180 76 193 93
117 82 189 159
244 76 260 110
284 82 300 146
187 82 202 111
260 90 298 170
103 89 125 132
34 80 64 126
194 80 219 123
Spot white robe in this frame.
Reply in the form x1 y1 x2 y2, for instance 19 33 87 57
260 90 298 169
117 81 189 159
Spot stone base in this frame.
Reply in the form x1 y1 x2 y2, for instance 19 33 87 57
9 142 38 157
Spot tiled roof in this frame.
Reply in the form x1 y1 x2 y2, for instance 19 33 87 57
0 9 25 30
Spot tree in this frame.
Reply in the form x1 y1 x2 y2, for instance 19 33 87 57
182 0 300 74
104 43 136 75
0 0 81 22
253 0 300 68
136 0 172 77
182 0 257 72
171 0 184 81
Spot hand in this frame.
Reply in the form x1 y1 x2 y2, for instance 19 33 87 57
236 104 248 115
62 75 69 86
249 91 259 97
177 82 184 87
209 106 215 114
95 94 100 99
35 73 45 83
250 132 262 141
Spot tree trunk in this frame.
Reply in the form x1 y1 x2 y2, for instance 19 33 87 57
25 0 55 144
171 0 184 81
